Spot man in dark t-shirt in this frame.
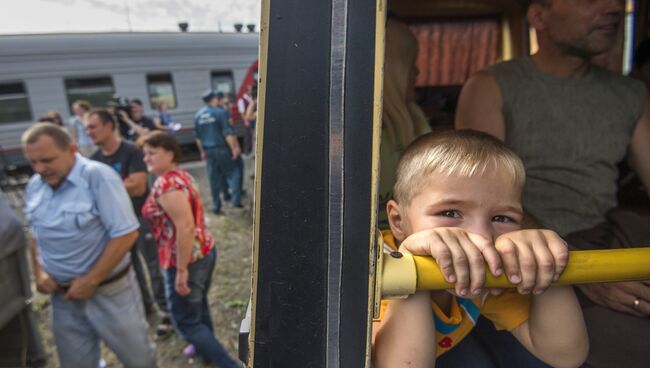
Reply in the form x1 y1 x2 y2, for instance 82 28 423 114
92 137 148 210
116 99 158 142
85 109 172 336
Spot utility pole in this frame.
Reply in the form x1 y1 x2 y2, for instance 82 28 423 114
124 0 133 32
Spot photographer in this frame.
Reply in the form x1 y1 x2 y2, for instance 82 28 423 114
113 98 157 141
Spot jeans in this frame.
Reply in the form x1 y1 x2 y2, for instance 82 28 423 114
205 147 241 212
132 216 168 313
220 156 244 200
51 269 156 368
163 248 240 368
236 156 244 194
221 176 231 200
436 316 551 368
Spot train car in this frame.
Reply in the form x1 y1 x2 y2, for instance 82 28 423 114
0 31 258 167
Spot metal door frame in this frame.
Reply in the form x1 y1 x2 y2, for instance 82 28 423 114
249 0 385 366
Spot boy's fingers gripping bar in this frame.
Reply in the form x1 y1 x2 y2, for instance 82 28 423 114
381 248 650 298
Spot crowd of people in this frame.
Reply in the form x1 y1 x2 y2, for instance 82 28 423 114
20 90 254 367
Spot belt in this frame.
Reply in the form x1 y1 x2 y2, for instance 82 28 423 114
57 263 131 293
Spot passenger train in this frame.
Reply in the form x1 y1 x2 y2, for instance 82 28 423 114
0 31 258 168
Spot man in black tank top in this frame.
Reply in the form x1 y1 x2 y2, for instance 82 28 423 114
85 109 173 337
456 1 650 367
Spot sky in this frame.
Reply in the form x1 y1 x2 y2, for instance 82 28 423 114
0 0 261 34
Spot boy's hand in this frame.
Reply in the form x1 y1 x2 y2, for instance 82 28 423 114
398 228 503 297
495 229 568 295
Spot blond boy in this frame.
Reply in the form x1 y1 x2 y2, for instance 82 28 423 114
373 130 588 367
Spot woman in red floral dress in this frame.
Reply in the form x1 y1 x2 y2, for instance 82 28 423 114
141 131 239 368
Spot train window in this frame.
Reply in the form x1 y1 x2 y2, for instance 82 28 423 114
210 71 235 101
64 76 115 109
412 19 499 86
147 73 177 109
0 82 32 124
411 18 500 129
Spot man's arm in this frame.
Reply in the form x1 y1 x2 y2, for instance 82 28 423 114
64 230 138 300
153 115 167 130
575 96 650 317
220 107 241 159
226 135 241 160
123 172 147 197
119 111 150 137
456 72 545 230
194 118 206 160
628 95 650 197
578 281 650 316
141 116 157 131
124 148 148 197
29 237 58 294
224 102 235 125
245 101 257 122
455 71 506 140
195 139 206 160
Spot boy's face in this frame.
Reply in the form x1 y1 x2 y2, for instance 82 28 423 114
389 168 524 242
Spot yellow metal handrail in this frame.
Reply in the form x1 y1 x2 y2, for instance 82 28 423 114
381 248 650 298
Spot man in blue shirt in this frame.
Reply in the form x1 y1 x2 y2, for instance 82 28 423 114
194 90 242 214
22 124 156 368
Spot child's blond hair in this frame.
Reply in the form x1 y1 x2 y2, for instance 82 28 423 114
393 130 526 205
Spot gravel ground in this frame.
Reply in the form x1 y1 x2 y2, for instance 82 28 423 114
31 158 255 367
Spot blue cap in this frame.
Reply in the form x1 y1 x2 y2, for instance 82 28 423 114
201 89 217 102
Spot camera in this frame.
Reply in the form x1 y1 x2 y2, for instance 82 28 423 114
109 95 132 125
110 95 132 119
108 95 135 138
